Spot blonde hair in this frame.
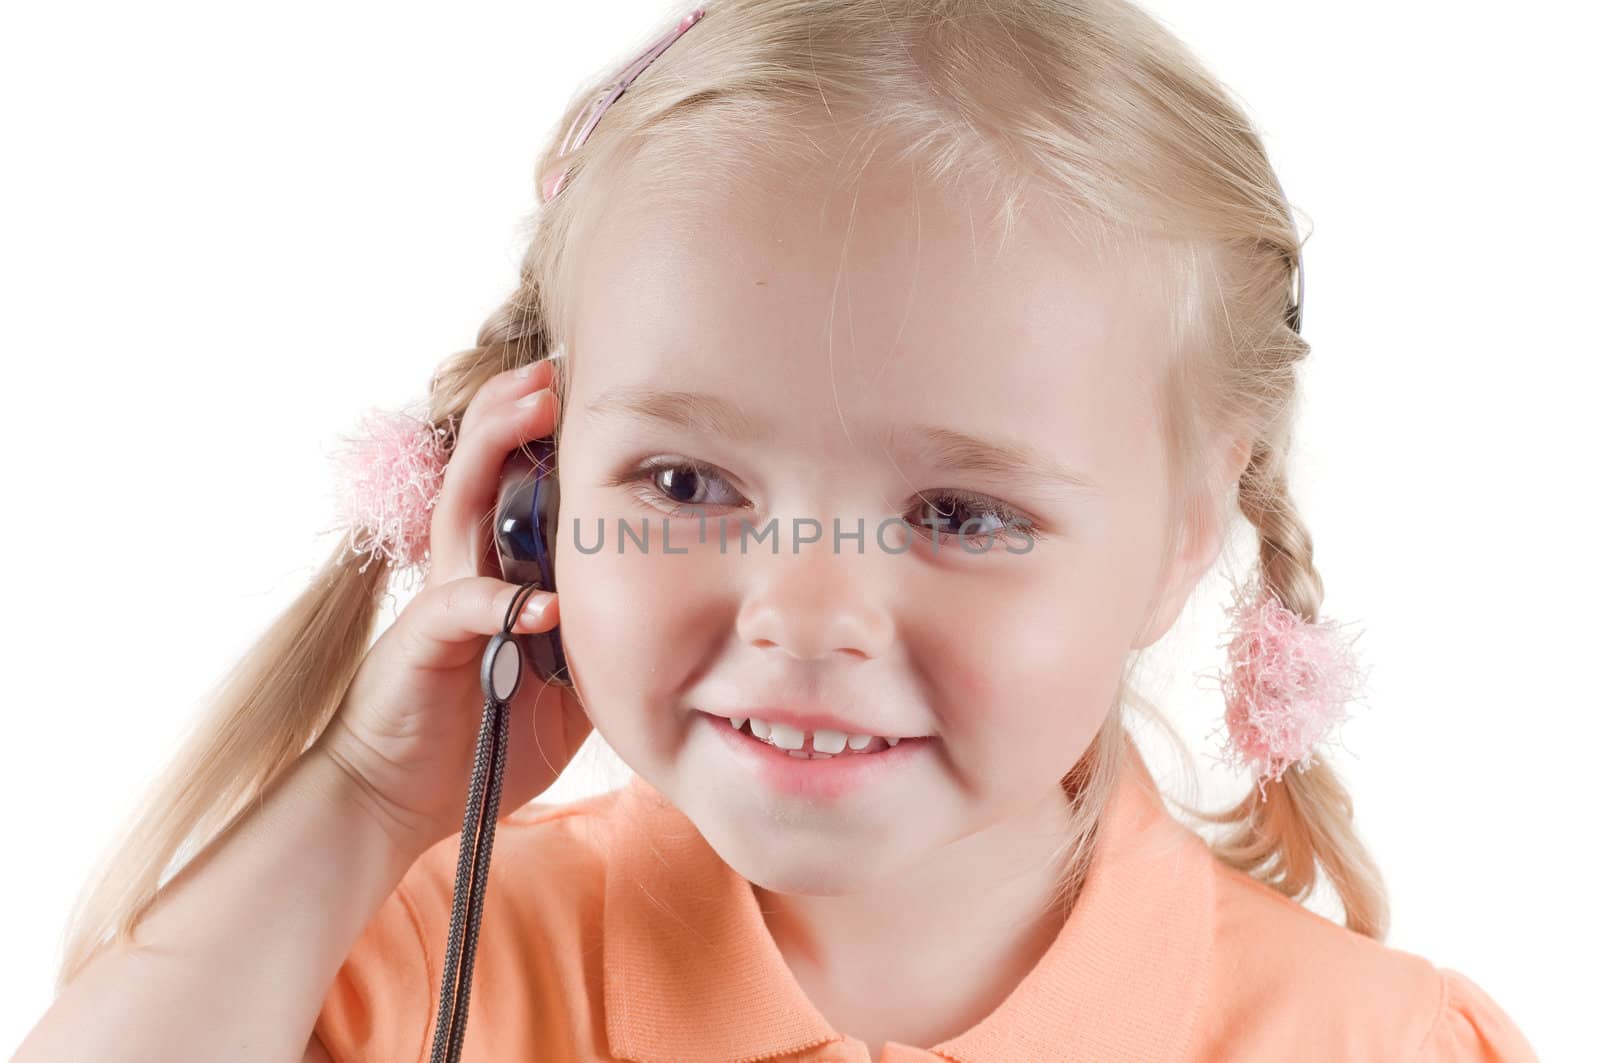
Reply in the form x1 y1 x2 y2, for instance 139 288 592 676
56 0 1386 993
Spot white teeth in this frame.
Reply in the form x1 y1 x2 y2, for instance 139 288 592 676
724 713 908 753
812 728 847 754
768 722 806 750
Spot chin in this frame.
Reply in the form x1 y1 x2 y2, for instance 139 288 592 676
679 784 915 894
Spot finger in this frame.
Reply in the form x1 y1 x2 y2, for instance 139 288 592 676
402 577 557 670
427 361 562 584
511 585 559 634
445 359 558 486
456 358 559 440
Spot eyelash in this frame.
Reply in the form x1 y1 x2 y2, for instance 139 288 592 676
607 456 1045 546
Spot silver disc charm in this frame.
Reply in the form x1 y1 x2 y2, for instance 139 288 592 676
480 631 523 705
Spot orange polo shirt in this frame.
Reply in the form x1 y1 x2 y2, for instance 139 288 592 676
313 737 1538 1061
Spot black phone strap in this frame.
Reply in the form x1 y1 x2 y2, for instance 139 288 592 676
426 581 545 1063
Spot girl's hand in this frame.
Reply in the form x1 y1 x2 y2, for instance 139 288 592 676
314 358 591 860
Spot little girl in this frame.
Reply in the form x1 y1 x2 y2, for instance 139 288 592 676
18 1 1538 1060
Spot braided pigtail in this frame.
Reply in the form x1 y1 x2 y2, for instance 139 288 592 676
1184 441 1391 940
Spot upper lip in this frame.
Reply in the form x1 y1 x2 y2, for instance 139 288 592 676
702 705 922 738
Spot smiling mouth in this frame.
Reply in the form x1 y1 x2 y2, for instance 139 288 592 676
706 712 928 759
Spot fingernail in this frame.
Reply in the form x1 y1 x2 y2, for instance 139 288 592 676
515 363 535 378
519 592 554 621
516 388 549 409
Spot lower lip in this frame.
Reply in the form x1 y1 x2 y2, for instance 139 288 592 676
699 711 933 799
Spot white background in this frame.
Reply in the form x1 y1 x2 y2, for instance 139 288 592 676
3 1 1594 1056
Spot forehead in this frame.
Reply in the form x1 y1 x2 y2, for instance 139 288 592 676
563 142 1172 480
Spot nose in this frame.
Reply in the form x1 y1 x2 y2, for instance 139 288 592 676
735 534 895 664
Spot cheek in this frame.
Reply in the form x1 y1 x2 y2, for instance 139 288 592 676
924 564 1139 773
976 604 1126 721
553 515 721 707
953 660 990 702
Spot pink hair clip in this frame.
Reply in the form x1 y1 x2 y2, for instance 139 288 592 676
541 6 708 203
327 407 454 579
1208 572 1370 797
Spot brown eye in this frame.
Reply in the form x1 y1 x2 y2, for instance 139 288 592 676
655 465 708 505
911 492 1039 547
614 458 746 515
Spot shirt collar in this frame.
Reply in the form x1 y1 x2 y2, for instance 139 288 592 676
603 735 1214 1062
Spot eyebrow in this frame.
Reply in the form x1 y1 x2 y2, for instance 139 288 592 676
585 386 1101 494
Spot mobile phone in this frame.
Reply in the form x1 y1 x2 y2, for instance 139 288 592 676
492 435 570 686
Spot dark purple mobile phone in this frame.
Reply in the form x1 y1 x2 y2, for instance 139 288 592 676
493 436 570 685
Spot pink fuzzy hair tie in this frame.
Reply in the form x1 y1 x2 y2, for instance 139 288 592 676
327 406 454 580
1207 572 1370 798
